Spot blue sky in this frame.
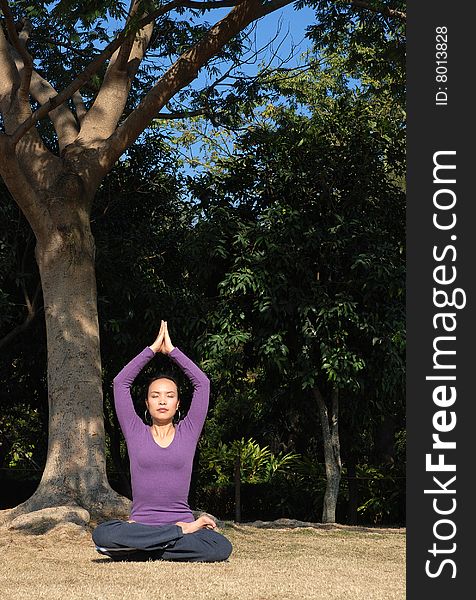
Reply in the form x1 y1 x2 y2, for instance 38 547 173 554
186 3 316 108
156 3 318 176
204 3 316 70
253 3 316 63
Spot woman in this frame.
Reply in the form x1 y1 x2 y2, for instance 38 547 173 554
92 320 233 562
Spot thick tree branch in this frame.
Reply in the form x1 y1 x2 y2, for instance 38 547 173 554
0 17 21 113
17 19 33 99
102 0 293 168
12 53 79 150
0 1 33 102
73 91 87 124
0 26 60 196
77 0 154 145
0 133 52 235
115 0 143 72
6 0 184 148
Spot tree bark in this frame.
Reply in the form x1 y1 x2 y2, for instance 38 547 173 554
313 386 342 523
3 192 130 528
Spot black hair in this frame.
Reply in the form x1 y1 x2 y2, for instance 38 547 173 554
146 373 180 397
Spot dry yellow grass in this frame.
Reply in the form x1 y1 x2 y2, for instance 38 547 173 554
0 523 405 600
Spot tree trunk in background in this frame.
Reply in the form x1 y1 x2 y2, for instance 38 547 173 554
347 461 359 525
375 414 396 465
234 451 241 523
313 386 342 523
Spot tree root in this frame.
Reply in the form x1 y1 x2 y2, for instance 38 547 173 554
0 485 131 534
7 506 90 535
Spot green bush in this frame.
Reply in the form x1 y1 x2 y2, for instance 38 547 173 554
199 437 300 485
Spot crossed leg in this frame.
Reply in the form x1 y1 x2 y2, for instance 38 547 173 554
92 519 232 562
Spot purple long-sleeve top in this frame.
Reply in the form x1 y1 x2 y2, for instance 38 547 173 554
113 346 210 526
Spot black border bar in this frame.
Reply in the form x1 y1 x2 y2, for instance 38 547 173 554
407 2 475 597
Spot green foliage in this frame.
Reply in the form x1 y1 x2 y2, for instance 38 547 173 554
301 0 406 102
0 404 44 470
186 59 405 410
355 464 403 524
200 437 300 486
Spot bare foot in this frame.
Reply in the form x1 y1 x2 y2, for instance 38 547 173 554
176 515 217 534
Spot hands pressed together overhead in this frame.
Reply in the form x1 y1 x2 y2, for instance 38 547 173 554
150 320 175 355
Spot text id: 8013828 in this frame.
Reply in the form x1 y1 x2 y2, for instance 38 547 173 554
435 26 448 107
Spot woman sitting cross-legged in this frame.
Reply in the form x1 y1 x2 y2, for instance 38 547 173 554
92 320 232 562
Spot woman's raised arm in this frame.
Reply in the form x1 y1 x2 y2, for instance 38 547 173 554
113 323 166 437
160 321 210 439
169 348 210 439
113 347 155 438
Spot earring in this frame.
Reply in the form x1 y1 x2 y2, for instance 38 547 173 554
174 409 181 423
144 409 152 425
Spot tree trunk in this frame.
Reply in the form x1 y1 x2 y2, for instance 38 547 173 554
313 387 342 524
4 209 130 529
375 414 396 465
234 450 241 523
347 461 359 525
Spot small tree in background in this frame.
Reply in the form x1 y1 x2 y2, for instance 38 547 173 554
184 57 405 522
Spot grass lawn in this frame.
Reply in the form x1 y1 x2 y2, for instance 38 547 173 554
0 523 405 600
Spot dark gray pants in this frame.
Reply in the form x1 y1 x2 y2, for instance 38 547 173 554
92 519 233 562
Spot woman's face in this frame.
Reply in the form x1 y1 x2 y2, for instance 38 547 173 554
146 378 179 422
